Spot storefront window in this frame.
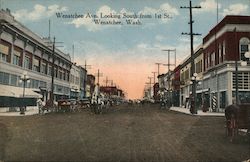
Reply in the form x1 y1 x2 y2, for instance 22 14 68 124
220 91 226 108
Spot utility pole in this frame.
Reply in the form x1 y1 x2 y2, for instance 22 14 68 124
145 82 153 99
84 60 91 71
51 37 55 102
152 72 157 86
46 37 63 102
155 63 162 76
110 80 114 86
148 77 153 98
72 44 74 63
181 0 201 114
95 69 103 86
103 76 111 87
162 49 176 72
162 49 176 108
234 27 239 105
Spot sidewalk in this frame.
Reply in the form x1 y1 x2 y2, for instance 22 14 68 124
170 107 224 117
0 107 39 116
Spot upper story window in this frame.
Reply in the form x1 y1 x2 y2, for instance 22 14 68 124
222 41 226 61
195 60 202 74
33 57 40 72
24 55 31 69
219 44 222 63
13 49 21 66
211 52 215 67
48 65 52 76
0 43 10 62
59 70 63 80
239 37 250 61
41 62 47 74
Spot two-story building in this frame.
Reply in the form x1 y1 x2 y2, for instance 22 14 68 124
202 15 250 112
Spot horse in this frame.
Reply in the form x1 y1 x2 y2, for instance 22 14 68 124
225 104 240 142
40 99 58 114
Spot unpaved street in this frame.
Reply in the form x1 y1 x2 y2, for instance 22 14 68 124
0 104 249 162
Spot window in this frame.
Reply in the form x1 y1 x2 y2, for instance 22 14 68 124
31 79 39 89
62 71 65 80
211 52 215 67
0 72 9 85
24 55 31 69
184 69 189 81
65 72 69 81
13 49 21 66
207 54 210 67
41 62 47 74
33 58 40 72
233 72 250 90
13 55 20 66
195 60 202 73
0 43 9 62
59 70 62 80
75 76 80 85
39 81 47 88
239 37 250 61
10 74 17 86
48 65 52 76
54 67 58 78
219 43 222 63
222 41 226 61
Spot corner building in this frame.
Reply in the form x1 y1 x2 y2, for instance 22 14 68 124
202 15 250 111
0 9 72 109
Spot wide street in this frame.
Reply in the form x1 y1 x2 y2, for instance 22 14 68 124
0 104 249 162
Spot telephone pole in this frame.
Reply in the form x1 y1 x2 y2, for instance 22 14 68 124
152 72 157 86
181 0 201 114
148 77 153 98
162 49 176 108
46 36 63 101
95 69 103 86
155 63 162 76
162 49 176 72
84 60 91 71
103 76 111 87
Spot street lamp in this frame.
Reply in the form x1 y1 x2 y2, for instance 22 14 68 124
190 72 199 114
19 71 30 115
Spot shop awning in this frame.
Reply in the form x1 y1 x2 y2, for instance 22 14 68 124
0 85 42 98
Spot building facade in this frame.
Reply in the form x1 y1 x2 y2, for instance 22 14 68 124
202 15 250 111
177 15 250 112
86 74 95 99
0 9 73 110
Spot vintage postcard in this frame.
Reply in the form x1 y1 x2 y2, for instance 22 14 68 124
0 0 249 161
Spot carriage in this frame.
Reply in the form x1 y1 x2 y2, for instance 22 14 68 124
225 103 250 142
57 99 77 112
37 99 57 114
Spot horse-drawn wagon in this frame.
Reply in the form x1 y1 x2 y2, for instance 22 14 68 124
225 103 250 142
57 99 77 112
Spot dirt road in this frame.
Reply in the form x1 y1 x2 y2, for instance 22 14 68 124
0 104 249 162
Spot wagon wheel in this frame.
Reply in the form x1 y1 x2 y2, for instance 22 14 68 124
227 115 238 142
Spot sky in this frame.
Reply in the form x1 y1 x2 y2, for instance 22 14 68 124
1 0 250 99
